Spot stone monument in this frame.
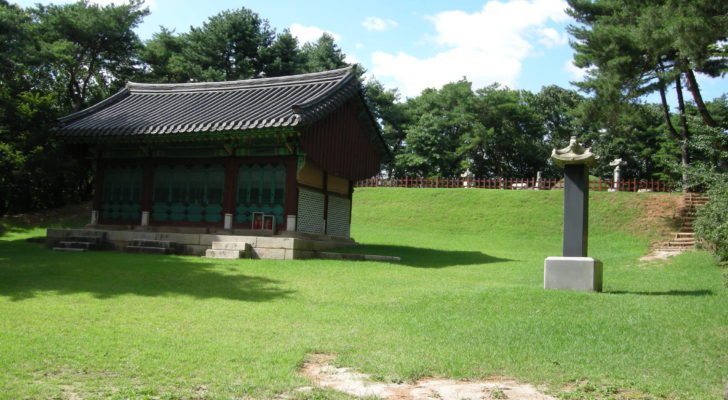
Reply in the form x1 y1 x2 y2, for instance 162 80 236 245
544 136 603 291
608 158 626 192
461 168 474 188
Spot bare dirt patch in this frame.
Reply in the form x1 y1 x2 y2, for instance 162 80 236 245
631 194 684 261
630 194 682 238
299 354 556 400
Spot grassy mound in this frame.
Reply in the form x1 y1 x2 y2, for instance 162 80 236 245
0 189 724 400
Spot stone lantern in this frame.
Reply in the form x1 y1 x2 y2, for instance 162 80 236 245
544 136 603 291
608 158 626 192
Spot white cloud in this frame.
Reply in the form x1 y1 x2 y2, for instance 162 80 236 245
537 28 568 47
345 54 359 66
290 23 341 44
370 0 570 97
362 17 398 31
564 59 587 81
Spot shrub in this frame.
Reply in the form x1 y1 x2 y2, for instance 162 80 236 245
693 172 728 261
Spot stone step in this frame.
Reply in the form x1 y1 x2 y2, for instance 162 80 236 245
673 232 694 238
52 247 88 252
58 241 93 250
204 249 243 259
211 241 252 250
670 237 695 242
125 246 173 254
131 239 174 248
668 242 695 247
67 235 103 244
653 249 688 254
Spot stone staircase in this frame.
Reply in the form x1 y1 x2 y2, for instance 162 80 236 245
204 241 253 259
651 193 709 256
52 231 107 252
125 239 178 255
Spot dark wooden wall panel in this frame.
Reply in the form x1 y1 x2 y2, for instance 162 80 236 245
299 99 383 180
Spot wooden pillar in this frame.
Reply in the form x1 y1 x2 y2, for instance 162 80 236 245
348 179 354 226
285 156 298 231
92 160 105 212
92 158 105 224
223 157 238 229
323 172 329 235
140 160 154 226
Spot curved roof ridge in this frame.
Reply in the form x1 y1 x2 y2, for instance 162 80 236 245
58 88 130 124
55 67 366 137
127 67 353 94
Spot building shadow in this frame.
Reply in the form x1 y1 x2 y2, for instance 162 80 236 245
0 240 293 302
606 289 714 296
337 244 512 268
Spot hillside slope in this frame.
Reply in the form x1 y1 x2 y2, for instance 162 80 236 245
351 188 682 267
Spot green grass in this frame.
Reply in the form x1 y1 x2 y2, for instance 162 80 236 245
0 189 725 400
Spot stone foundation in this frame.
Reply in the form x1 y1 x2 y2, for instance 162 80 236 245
544 256 603 292
46 228 355 260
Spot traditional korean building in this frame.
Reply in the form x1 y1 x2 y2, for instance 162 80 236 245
55 67 386 242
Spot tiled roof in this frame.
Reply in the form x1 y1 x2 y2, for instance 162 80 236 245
57 67 360 137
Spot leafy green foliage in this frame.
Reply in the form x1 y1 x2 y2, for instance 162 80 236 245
299 33 348 73
183 8 274 81
566 0 728 184
31 0 149 110
688 125 728 261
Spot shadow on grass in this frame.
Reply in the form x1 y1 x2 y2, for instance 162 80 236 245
606 289 714 296
0 202 91 239
338 244 512 268
0 240 293 302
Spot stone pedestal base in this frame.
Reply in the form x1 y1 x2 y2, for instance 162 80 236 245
544 256 603 292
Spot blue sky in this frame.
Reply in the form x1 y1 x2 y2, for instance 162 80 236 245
14 0 727 102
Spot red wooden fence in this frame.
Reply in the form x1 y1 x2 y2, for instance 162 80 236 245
355 177 675 192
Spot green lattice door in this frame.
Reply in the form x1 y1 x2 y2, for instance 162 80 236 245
100 165 142 221
152 164 224 223
235 164 286 226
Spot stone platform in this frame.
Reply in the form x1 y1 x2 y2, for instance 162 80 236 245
46 227 356 260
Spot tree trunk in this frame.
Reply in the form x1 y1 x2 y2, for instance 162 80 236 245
657 78 680 141
684 67 718 128
675 74 690 186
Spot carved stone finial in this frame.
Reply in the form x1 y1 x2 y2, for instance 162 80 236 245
550 136 597 168
608 158 626 167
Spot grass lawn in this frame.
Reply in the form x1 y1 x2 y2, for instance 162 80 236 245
0 189 726 400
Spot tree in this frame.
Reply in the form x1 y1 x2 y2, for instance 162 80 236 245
300 33 348 73
259 29 303 77
138 27 191 83
363 80 410 177
31 0 149 110
184 8 274 81
395 80 478 178
465 85 548 178
567 0 728 183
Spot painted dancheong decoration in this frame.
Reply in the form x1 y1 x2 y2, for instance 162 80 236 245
50 68 388 259
544 136 603 292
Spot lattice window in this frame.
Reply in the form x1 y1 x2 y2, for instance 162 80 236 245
297 188 325 235
152 164 224 223
326 196 351 238
100 165 142 221
235 164 286 225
